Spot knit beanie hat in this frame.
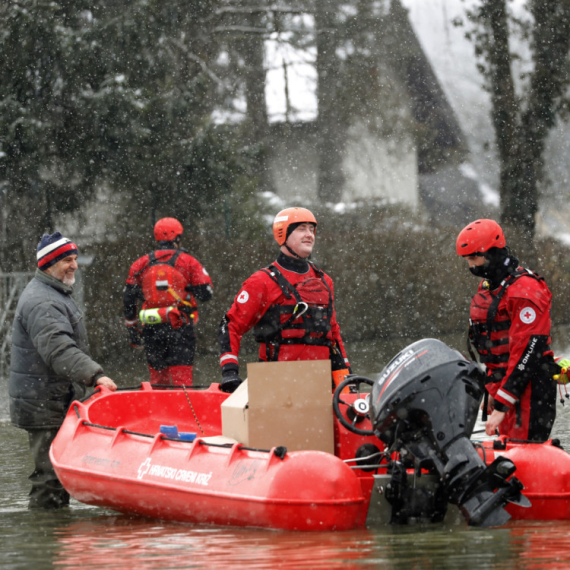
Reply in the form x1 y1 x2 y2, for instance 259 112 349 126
37 232 78 270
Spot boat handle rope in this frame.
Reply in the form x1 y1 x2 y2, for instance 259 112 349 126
198 440 288 459
71 411 184 440
70 408 288 458
181 383 205 435
147 384 209 390
74 417 155 439
76 420 206 442
80 383 208 405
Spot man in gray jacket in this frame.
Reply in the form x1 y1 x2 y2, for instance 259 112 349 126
9 232 117 508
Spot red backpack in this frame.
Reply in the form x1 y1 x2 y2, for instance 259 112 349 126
141 250 188 309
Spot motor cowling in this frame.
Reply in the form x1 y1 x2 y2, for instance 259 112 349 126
371 338 529 527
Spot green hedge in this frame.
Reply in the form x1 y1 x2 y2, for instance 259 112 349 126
83 207 570 382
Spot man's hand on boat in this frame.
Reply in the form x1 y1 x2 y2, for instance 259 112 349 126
95 376 118 391
485 409 505 436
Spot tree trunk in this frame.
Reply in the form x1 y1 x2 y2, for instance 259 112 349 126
483 0 520 227
315 0 344 203
237 7 274 195
475 0 570 244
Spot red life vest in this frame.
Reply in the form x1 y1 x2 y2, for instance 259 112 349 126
140 250 189 309
253 263 333 359
469 268 544 375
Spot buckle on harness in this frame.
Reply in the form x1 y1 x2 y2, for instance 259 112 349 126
293 302 309 320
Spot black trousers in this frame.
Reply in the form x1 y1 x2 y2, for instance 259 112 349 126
142 323 196 371
27 428 69 509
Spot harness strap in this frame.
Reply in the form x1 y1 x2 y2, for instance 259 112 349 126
470 321 510 334
263 263 333 325
470 268 543 357
134 249 183 280
148 249 182 269
481 353 510 364
485 274 514 333
264 336 332 361
259 262 334 361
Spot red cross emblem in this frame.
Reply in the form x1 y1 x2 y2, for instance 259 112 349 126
519 307 536 324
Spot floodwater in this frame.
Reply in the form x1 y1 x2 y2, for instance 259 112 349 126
3 334 570 569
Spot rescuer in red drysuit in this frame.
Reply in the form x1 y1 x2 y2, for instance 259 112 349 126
457 219 558 441
218 207 351 393
123 217 213 385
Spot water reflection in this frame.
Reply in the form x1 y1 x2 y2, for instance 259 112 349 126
52 517 377 569
49 516 570 569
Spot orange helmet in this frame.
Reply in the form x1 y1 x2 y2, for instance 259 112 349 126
456 219 506 256
273 207 317 246
154 217 183 242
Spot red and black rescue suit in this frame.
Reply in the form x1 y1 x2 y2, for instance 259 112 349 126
469 259 557 441
124 245 213 385
219 252 350 378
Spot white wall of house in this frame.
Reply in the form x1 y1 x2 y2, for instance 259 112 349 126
268 124 320 202
268 121 419 208
343 121 418 208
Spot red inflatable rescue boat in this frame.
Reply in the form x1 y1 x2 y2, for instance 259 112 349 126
51 377 570 529
475 438 570 521
51 383 372 531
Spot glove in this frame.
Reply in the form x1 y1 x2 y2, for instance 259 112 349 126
554 358 570 384
220 371 243 393
126 321 143 350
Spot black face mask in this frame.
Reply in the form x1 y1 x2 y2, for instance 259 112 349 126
469 248 518 285
469 264 489 278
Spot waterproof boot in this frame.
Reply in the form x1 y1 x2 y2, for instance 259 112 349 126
27 429 70 509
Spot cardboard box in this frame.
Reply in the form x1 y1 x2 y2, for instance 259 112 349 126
220 379 250 445
221 360 334 454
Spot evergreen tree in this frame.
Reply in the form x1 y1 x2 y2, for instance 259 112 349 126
0 0 253 269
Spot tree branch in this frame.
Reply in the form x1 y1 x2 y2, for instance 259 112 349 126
167 39 224 87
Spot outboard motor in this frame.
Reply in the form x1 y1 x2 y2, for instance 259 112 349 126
371 338 529 527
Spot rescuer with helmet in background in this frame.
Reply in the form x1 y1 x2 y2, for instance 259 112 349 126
218 207 351 393
123 217 214 385
456 218 558 441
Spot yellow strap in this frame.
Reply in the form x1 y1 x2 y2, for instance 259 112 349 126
167 287 195 309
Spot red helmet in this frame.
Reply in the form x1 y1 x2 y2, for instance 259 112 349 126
456 219 506 256
273 207 318 246
154 217 183 242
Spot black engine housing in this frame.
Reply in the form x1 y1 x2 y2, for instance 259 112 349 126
370 338 528 527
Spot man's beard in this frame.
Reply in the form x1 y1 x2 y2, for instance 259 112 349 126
63 274 76 286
